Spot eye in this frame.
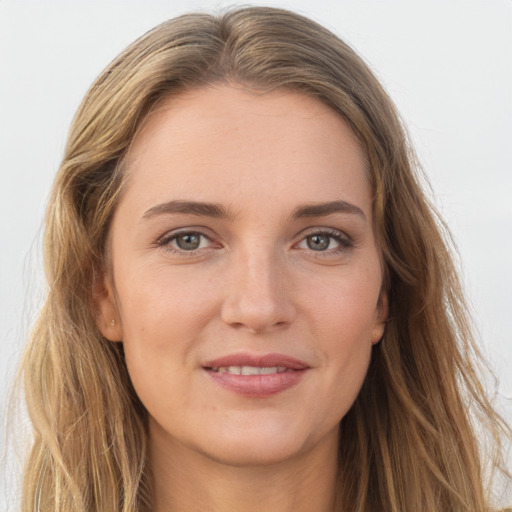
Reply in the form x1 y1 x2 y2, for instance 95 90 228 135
173 232 203 251
296 229 353 253
157 230 214 254
305 234 335 251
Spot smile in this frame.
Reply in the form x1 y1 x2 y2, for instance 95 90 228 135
203 353 310 397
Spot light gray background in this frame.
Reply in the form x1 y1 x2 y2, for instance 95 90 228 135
1 0 511 509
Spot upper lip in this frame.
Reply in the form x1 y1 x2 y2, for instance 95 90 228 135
203 353 310 370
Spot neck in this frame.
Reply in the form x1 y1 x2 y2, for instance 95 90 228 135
150 424 339 512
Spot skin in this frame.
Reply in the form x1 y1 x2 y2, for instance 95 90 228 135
96 84 387 512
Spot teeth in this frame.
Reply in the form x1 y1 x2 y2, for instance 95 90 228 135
212 366 288 375
241 366 259 375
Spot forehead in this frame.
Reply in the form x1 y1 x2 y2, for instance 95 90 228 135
121 84 371 218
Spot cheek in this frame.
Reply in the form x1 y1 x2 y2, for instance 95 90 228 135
114 264 218 400
315 299 374 391
304 266 380 397
306 262 382 343
117 262 218 340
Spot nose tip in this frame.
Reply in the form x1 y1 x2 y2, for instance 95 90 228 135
222 302 289 333
220 258 296 333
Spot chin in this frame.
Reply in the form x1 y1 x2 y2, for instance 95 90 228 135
192 417 328 468
200 435 307 468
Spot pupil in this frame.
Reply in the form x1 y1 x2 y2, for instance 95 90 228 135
177 233 200 250
307 234 329 251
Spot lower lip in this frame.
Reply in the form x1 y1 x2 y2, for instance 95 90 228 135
204 369 307 397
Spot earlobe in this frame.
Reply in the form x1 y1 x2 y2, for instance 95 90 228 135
93 272 123 342
371 292 388 345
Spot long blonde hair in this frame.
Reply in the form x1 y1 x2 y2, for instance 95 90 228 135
19 6 510 511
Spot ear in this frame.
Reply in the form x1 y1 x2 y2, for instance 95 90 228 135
371 291 388 345
93 271 123 342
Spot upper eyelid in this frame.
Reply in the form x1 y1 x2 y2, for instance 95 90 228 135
157 226 214 242
295 226 352 241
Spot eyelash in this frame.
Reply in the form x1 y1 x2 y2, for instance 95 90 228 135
156 227 354 256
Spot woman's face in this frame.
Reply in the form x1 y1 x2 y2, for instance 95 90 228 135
97 85 387 467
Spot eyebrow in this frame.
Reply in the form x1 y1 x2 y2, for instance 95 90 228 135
291 200 366 221
143 200 228 219
142 199 366 221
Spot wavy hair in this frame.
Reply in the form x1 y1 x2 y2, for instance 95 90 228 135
19 6 510 511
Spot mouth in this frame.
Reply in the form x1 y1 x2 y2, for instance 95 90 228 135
202 353 310 397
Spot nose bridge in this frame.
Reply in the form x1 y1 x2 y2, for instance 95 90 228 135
221 239 294 332
241 244 279 299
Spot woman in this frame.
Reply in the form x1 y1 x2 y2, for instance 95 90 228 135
19 6 510 512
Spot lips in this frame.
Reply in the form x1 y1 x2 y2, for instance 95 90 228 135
202 353 310 397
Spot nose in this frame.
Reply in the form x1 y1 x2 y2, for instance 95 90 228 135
220 249 297 334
